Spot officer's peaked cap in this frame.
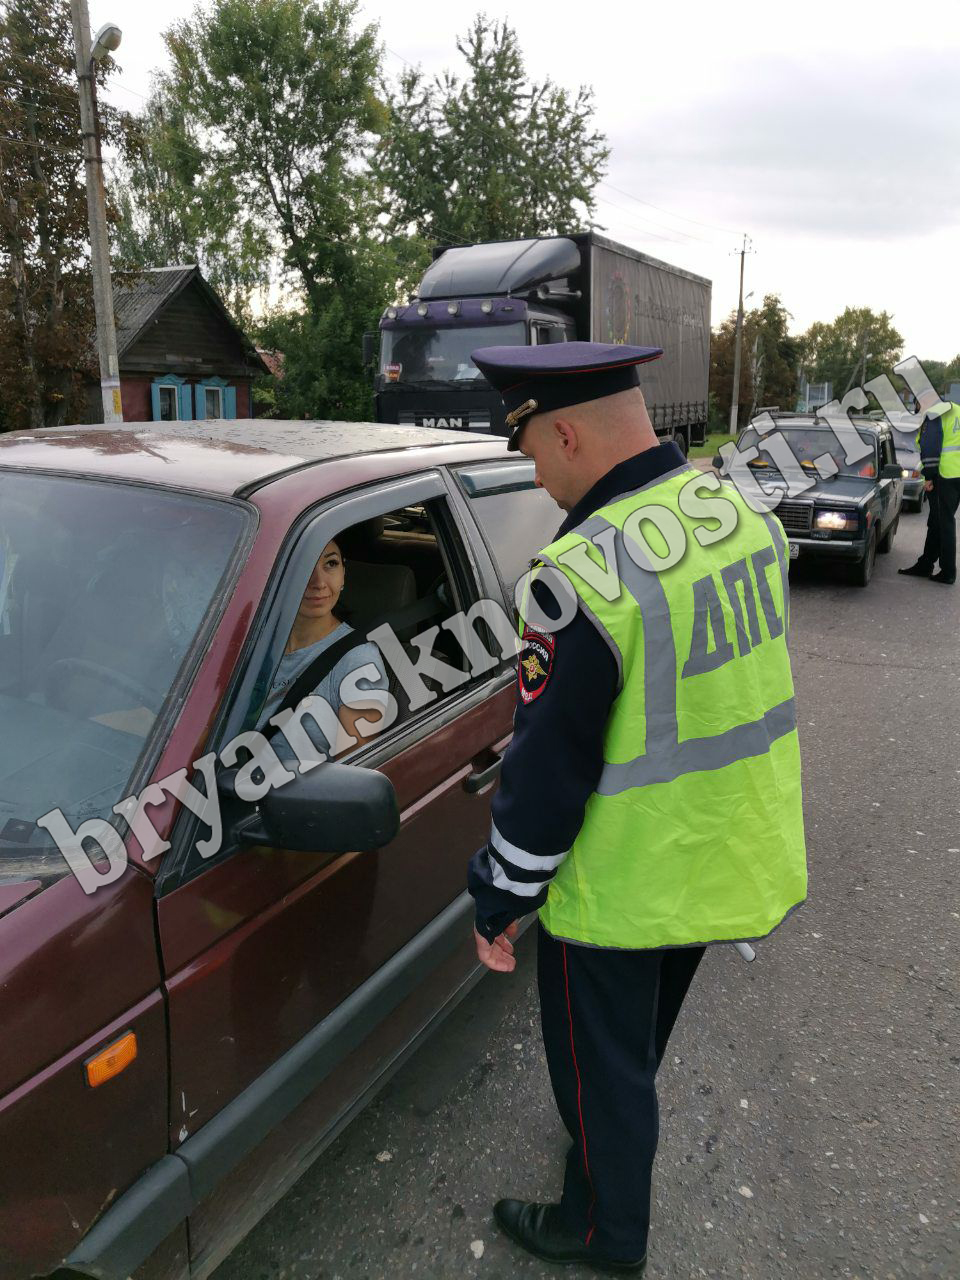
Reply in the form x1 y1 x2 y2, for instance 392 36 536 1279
471 340 663 450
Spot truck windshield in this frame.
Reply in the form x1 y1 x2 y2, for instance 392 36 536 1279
0 471 246 889
380 323 527 383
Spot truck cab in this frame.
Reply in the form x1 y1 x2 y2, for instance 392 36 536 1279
374 239 580 437
370 234 711 453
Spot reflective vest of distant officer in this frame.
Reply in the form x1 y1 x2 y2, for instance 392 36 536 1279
937 401 960 478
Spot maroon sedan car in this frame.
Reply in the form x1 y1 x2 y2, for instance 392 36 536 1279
0 421 563 1280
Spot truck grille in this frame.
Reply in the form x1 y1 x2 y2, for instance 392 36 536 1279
775 501 812 534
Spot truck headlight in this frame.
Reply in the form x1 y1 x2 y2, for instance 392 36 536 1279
814 508 858 532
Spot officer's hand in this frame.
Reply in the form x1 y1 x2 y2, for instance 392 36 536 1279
925 480 934 491
474 922 519 973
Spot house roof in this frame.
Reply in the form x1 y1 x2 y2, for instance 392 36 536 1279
110 265 270 375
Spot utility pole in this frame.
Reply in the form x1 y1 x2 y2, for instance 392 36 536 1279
728 234 753 434
70 0 124 423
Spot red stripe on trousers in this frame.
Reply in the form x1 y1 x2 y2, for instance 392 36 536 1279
562 942 597 1246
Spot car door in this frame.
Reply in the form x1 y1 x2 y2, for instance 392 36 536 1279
879 432 902 525
153 468 518 1270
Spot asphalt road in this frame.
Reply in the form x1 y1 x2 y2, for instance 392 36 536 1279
213 505 959 1280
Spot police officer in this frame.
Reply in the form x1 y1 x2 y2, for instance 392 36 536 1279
898 386 960 585
466 341 807 1274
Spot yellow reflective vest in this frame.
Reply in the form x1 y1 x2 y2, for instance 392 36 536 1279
938 402 960 479
530 465 807 950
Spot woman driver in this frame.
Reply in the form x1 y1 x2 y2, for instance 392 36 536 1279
259 540 390 762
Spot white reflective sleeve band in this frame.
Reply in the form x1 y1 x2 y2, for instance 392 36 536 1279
488 854 554 896
490 821 568 872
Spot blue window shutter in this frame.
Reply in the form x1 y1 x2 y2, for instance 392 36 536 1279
150 382 162 420
224 385 237 419
179 383 193 420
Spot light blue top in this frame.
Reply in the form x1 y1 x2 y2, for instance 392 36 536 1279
259 622 390 762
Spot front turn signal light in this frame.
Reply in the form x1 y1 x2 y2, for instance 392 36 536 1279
85 1031 137 1088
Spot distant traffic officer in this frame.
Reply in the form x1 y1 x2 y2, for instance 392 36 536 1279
466 341 808 1274
899 386 960 585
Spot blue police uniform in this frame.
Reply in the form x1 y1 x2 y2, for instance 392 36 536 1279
910 412 959 581
465 343 708 1271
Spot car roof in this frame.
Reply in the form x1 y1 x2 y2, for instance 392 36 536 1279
746 414 885 434
0 419 501 495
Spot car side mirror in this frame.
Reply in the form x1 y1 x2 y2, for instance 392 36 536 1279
881 463 902 479
232 762 400 854
712 454 723 470
362 331 377 368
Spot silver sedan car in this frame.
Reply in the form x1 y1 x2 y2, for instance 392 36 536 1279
889 423 926 512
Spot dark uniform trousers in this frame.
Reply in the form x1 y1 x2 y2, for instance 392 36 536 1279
537 922 705 1261
920 475 960 579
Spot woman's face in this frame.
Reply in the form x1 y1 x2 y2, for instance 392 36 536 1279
297 541 345 622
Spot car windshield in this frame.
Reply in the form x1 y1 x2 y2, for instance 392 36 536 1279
739 425 879 477
380 324 527 383
890 427 920 460
0 472 246 888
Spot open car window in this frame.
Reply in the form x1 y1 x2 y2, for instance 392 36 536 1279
250 499 478 770
168 474 515 887
0 471 247 891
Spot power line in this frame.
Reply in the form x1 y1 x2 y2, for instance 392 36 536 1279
593 192 717 249
600 178 741 237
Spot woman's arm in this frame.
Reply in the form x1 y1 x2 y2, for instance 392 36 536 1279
330 643 392 758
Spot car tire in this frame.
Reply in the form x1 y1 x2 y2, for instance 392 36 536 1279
851 528 877 586
878 514 898 553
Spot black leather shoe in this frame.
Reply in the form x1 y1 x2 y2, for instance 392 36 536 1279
493 1199 647 1273
898 562 934 577
930 571 956 584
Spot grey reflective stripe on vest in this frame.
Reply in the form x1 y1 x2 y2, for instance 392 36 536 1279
942 444 960 452
575 595 624 693
572 515 680 757
597 696 796 794
560 506 796 797
758 510 790 632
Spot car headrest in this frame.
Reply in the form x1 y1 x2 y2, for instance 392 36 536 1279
341 559 417 625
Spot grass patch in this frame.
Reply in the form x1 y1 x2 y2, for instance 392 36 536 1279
689 431 734 460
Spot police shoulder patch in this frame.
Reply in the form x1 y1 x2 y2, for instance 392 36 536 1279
518 624 556 704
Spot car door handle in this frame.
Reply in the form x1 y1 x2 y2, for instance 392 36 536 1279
463 753 502 794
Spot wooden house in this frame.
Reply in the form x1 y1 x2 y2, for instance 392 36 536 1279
94 265 269 423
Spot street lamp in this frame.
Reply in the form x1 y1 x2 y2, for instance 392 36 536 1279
91 23 122 61
70 2 124 423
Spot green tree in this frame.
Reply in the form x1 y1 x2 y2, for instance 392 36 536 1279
915 354 960 394
113 86 265 322
114 0 401 417
710 294 800 430
0 0 128 430
797 306 904 398
374 15 609 246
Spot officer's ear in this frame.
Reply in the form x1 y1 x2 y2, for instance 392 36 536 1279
551 418 580 457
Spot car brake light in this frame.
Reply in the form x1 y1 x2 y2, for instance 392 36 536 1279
85 1031 137 1088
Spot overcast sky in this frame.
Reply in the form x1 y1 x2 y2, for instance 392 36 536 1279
93 0 960 359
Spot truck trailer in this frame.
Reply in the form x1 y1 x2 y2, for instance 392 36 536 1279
370 232 712 453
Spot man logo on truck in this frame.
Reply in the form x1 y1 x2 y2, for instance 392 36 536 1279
420 417 463 429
